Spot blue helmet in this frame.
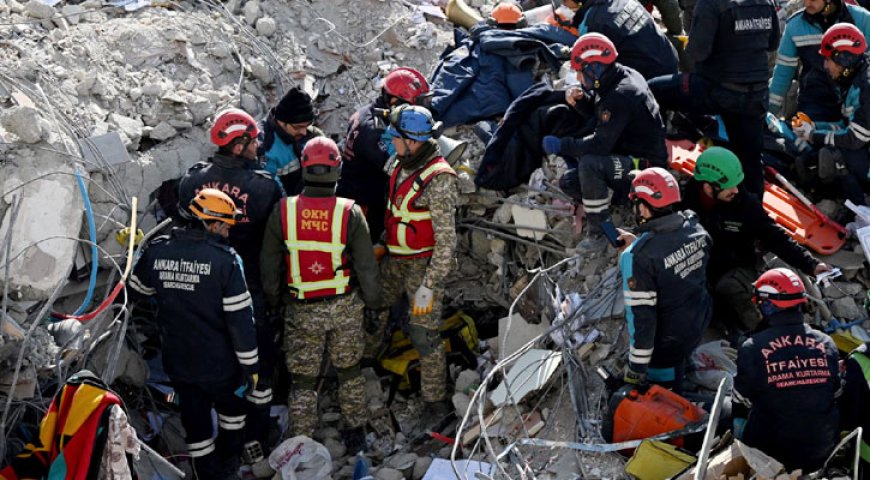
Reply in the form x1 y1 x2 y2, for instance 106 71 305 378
386 105 439 141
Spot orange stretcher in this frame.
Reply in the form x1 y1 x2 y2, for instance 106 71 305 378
666 139 846 256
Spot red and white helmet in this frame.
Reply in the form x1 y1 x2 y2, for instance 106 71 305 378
820 23 867 63
301 137 341 169
382 68 430 105
570 33 618 71
753 268 808 309
210 108 259 147
629 167 681 209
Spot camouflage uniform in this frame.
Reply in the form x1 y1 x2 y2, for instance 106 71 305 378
260 187 381 438
379 146 459 403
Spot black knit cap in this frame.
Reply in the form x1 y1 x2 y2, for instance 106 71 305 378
274 87 315 124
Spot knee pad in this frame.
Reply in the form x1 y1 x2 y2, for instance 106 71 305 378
294 374 317 391
408 325 440 358
335 364 362 384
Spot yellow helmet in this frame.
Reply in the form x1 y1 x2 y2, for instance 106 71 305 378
188 188 240 226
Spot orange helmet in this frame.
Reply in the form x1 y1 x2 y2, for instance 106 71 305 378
382 67 430 105
210 108 259 148
753 268 808 309
490 3 526 28
188 188 241 226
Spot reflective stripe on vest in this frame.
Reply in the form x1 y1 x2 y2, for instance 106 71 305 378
281 195 353 299
850 350 870 462
385 156 455 257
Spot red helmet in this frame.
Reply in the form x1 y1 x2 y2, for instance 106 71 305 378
211 108 259 147
570 33 618 71
629 167 681 209
301 137 341 169
753 268 808 309
490 2 525 27
383 68 430 105
820 23 866 63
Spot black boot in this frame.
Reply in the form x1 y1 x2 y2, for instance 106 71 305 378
578 212 608 253
342 426 367 455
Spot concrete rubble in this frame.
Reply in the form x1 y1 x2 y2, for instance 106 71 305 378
0 0 868 478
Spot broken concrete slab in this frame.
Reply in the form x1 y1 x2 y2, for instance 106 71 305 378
511 204 548 240
78 131 132 171
490 349 562 407
498 313 550 361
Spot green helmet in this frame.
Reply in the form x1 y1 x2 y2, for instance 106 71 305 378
694 147 744 189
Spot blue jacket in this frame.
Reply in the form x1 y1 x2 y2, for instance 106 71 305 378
812 60 870 150
430 24 577 127
733 309 840 472
620 211 712 373
337 99 392 207
560 63 668 164
573 0 679 79
687 0 779 84
257 113 323 195
769 4 870 119
130 227 259 384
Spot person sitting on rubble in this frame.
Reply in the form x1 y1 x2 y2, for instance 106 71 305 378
681 147 830 337
129 189 259 480
732 267 840 473
259 137 381 454
840 339 870 478
566 0 680 79
543 32 667 253
792 23 870 210
258 86 325 195
370 105 459 429
177 108 284 455
616 167 712 391
338 67 430 242
768 0 870 123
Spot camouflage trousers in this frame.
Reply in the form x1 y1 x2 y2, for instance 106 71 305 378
284 292 366 437
377 255 447 403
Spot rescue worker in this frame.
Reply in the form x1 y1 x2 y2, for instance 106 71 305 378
376 105 458 423
840 340 870 478
177 108 284 450
768 0 870 121
258 86 325 195
617 168 712 391
793 23 870 208
543 33 667 252
338 67 430 242
648 0 779 196
732 268 840 473
567 0 680 79
682 147 830 334
259 137 381 453
130 189 258 479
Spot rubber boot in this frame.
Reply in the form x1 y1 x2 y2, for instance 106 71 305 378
577 212 608 254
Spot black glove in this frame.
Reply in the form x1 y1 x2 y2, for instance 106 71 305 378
623 365 647 386
363 308 381 335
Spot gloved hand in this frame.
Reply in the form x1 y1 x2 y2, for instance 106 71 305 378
411 285 435 316
235 373 259 398
373 244 387 263
791 112 814 141
115 227 144 247
542 136 563 155
623 365 647 386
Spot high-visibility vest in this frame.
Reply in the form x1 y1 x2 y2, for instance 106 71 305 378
280 195 354 299
850 348 870 463
385 156 456 258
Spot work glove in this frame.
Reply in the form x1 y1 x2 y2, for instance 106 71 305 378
115 227 144 247
791 112 814 141
542 136 563 155
623 365 647 386
235 373 259 398
411 285 435 316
